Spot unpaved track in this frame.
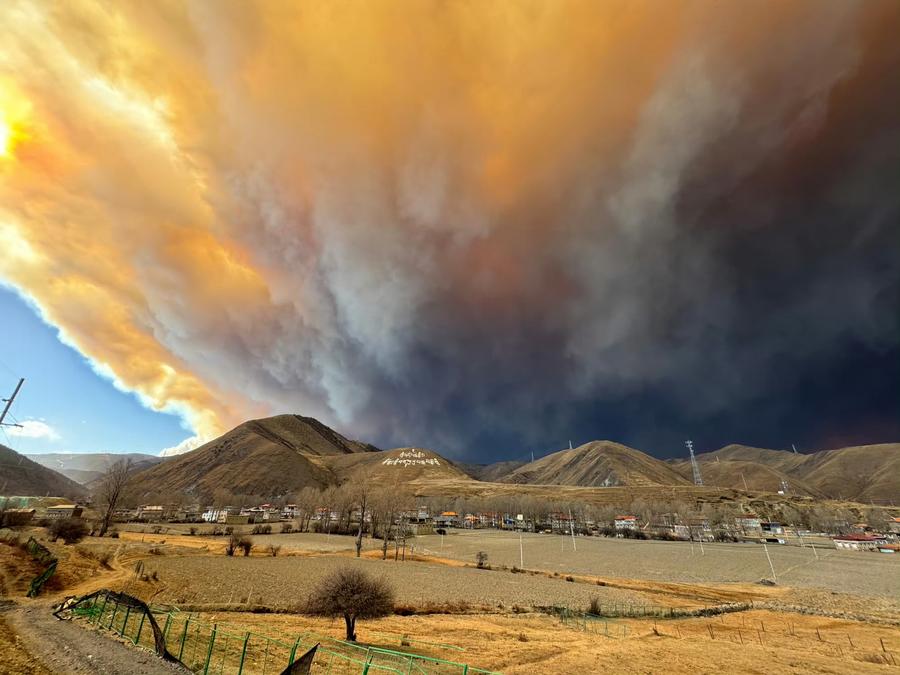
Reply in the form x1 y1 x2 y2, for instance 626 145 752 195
3 600 187 675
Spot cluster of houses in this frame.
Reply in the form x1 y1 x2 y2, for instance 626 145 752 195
8 498 897 553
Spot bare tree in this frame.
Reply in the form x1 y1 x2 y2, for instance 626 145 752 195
305 567 394 641
352 478 372 558
97 459 132 537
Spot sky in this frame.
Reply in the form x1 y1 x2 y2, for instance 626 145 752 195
1 1 898 462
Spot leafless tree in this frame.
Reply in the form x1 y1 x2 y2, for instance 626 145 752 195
352 479 372 558
305 567 394 641
97 458 132 537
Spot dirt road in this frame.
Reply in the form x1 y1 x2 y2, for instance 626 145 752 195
2 600 187 675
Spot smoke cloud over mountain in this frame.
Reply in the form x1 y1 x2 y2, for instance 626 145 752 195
2 1 898 459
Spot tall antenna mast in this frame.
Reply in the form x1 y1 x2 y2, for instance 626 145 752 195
686 439 703 486
0 378 25 428
791 444 798 454
568 440 573 450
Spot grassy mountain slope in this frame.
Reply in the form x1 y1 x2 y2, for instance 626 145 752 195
0 444 87 499
128 414 378 500
502 441 691 487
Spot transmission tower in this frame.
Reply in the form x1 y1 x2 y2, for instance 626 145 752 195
686 439 703 486
0 378 24 429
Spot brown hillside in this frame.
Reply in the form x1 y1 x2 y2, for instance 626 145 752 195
699 443 900 502
128 414 378 500
798 444 900 503
327 447 471 484
457 460 525 482
669 457 825 498
0 444 87 499
502 441 691 487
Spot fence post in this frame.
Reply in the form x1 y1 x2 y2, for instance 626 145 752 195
108 601 119 630
96 593 108 624
135 611 146 645
238 633 250 675
203 624 217 675
122 606 131 637
162 613 172 642
288 636 301 665
178 618 189 661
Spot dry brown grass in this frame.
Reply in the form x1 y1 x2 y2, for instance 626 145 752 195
189 608 900 674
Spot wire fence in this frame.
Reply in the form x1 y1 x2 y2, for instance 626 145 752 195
75 591 500 675
25 536 57 597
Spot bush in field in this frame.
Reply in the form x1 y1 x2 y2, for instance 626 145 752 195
225 533 240 556
306 567 394 641
251 524 272 535
49 518 88 544
475 551 488 569
280 522 293 534
588 597 603 615
267 544 281 557
238 537 253 556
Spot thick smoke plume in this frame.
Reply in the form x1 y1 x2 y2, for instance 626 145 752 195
1 1 898 458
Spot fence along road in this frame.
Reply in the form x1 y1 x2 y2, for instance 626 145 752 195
71 589 500 674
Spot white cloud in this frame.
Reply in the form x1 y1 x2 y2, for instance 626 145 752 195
7 419 60 441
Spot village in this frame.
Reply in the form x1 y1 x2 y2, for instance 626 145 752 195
5 493 899 554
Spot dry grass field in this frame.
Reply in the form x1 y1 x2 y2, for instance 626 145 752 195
187 608 900 674
4 525 899 674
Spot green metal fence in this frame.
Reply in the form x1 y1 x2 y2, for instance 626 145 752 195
77 592 499 675
25 536 57 597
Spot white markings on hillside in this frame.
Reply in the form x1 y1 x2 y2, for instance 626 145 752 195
382 449 442 467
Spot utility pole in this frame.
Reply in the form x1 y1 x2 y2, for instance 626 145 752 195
0 378 24 428
686 440 703 486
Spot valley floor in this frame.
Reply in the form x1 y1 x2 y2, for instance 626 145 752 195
2 527 898 674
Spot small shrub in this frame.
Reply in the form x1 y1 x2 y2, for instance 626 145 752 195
225 533 240 556
400 635 411 647
238 537 253 556
151 571 159 581
49 518 88 544
251 524 272 535
518 632 529 642
588 596 602 615
151 526 163 534
281 523 293 534
475 551 488 569
267 544 282 557
565 575 575 583
188 527 197 536
224 526 234 536
109 531 119 539
97 550 113 568
148 547 163 555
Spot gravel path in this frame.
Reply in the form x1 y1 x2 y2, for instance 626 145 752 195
144 554 646 611
3 601 188 675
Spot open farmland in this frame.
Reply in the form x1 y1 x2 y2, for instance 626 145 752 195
415 530 900 599
141 554 649 611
